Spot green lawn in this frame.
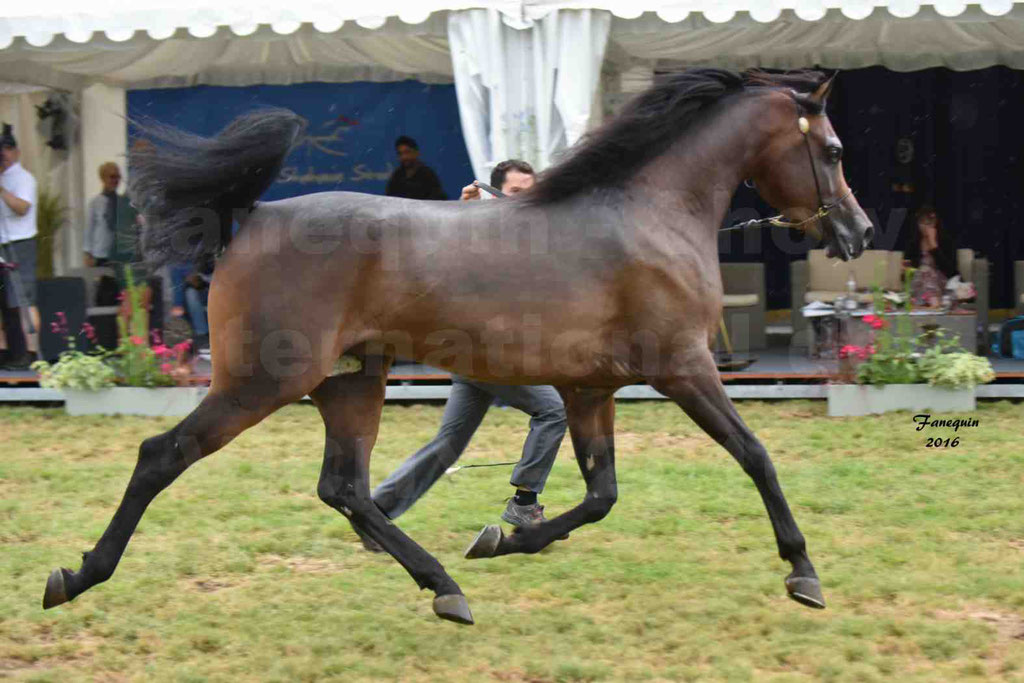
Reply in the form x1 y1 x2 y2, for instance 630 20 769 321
1 400 1022 682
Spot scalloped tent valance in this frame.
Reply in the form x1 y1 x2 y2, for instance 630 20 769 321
1 1 1020 48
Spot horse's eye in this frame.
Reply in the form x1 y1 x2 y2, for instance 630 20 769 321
825 146 843 164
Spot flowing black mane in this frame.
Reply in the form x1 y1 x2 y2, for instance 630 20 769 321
526 68 827 205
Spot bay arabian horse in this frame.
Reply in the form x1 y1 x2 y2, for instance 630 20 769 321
43 69 872 624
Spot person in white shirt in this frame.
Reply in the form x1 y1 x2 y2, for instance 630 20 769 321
0 123 38 370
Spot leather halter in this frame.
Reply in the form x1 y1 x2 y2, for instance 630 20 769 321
723 108 853 234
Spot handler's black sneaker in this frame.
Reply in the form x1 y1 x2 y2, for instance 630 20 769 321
501 500 548 526
501 500 569 540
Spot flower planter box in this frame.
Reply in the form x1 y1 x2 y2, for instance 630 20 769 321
63 387 209 417
827 383 975 417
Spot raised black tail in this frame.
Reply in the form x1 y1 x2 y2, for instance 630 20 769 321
129 109 306 265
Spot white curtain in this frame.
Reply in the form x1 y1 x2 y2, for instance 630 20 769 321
448 8 610 183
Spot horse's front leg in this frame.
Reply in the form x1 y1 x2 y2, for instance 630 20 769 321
465 387 617 558
311 369 474 625
650 349 825 609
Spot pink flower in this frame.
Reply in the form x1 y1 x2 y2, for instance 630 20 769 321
130 335 145 345
840 344 871 360
862 314 888 330
160 363 173 374
152 344 171 357
151 329 163 345
50 312 69 336
174 340 192 352
839 344 859 359
81 322 97 341
866 344 877 355
116 291 126 302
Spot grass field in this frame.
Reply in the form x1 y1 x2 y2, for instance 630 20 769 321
1 400 1023 682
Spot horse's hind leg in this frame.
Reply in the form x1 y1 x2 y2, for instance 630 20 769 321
465 387 617 557
42 389 285 609
650 349 825 610
310 366 473 625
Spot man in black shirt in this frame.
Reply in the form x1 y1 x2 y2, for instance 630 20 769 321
385 135 446 200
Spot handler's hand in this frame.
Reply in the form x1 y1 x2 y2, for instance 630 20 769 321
460 182 481 201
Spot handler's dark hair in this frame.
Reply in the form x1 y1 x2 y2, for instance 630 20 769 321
526 68 828 205
129 108 305 266
395 135 419 150
490 159 534 190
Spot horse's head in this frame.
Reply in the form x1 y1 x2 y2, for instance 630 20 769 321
747 75 873 261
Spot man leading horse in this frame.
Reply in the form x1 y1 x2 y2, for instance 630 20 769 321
43 69 872 624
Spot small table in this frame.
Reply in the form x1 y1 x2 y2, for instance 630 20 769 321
847 308 978 351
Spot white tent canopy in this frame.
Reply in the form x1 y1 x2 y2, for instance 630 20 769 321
2 0 1019 49
609 5 1024 72
2 1 1023 274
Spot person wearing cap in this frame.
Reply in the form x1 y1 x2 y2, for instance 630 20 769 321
384 135 446 200
0 123 38 370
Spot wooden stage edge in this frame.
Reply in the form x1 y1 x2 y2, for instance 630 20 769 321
4 370 1024 386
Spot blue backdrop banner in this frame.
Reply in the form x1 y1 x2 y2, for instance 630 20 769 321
127 81 473 201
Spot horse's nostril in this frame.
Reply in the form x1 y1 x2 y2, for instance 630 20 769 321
862 226 874 246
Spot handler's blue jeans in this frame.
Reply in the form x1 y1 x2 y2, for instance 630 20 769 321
372 377 567 519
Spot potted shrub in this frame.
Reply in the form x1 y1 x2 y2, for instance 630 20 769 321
827 285 995 417
31 268 204 417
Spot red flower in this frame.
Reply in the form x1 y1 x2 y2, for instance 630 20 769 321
174 340 192 352
50 312 69 336
863 314 888 330
839 344 870 360
130 335 145 345
152 344 172 357
160 363 174 374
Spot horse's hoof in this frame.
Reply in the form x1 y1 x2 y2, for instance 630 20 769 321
785 575 826 609
42 568 70 609
433 594 474 625
464 525 503 559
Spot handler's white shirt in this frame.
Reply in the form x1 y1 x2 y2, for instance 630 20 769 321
0 162 38 242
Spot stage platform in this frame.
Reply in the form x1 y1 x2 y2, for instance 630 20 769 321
3 347 1023 402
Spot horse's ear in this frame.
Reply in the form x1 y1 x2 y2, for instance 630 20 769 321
810 72 838 106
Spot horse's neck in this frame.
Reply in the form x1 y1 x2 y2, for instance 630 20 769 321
631 100 764 238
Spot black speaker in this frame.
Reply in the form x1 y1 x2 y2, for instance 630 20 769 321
36 277 88 362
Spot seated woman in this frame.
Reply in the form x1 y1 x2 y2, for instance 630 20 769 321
903 205 957 308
